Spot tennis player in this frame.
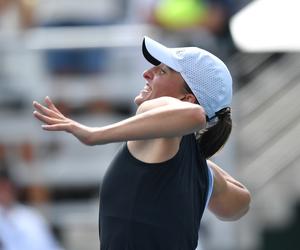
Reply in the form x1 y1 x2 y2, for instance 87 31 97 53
33 36 251 250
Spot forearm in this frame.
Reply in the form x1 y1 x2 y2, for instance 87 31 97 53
89 102 205 145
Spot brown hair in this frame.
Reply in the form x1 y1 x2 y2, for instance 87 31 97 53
183 83 232 159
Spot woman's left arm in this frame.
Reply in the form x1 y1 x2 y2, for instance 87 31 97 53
207 160 251 221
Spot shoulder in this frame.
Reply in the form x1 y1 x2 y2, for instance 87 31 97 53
129 97 205 163
136 97 179 114
137 96 205 115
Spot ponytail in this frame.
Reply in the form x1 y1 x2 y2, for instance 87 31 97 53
182 82 232 159
196 107 232 159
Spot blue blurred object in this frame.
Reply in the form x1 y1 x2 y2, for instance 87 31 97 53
43 21 108 75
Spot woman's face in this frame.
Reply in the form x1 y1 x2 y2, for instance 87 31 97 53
134 64 188 106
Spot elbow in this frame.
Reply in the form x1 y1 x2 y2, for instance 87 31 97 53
241 188 252 216
221 190 252 221
222 205 251 221
210 188 252 222
189 105 206 130
217 206 250 221
245 188 252 207
241 189 252 217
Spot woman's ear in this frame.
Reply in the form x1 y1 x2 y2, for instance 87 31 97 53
183 94 197 104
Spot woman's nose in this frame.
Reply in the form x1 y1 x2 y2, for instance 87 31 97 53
143 68 154 80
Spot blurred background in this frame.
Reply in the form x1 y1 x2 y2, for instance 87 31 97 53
0 0 299 250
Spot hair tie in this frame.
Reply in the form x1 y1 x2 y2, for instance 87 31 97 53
215 107 231 119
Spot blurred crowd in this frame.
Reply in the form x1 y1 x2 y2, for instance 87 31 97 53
2 1 300 250
0 0 250 73
0 0 251 250
0 166 62 250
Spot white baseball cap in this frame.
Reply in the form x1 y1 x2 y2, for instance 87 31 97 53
142 36 232 120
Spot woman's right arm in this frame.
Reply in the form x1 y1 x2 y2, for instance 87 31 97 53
33 96 205 145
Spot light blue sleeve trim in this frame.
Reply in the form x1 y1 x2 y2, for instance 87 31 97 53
205 166 214 208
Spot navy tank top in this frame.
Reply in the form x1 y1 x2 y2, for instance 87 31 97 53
99 134 211 250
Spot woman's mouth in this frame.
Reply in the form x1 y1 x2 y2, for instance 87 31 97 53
141 84 152 93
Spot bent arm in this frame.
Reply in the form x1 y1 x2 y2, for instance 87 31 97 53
90 97 205 145
207 160 251 221
33 96 206 145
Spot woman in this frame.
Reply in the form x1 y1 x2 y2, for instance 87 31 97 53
33 36 251 250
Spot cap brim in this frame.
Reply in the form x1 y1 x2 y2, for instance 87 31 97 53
142 36 180 71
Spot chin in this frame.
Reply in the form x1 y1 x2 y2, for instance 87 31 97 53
134 96 143 106
134 94 151 106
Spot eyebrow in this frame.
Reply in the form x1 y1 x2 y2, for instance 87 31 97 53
161 64 174 72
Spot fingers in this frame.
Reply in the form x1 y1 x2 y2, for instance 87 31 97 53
45 96 63 115
33 110 67 125
33 96 71 132
33 101 62 119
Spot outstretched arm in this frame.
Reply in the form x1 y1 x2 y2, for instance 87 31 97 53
33 96 206 145
207 160 251 221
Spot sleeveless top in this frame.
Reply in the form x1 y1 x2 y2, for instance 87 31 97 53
99 134 213 250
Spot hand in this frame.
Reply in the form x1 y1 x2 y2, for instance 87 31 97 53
33 96 94 145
